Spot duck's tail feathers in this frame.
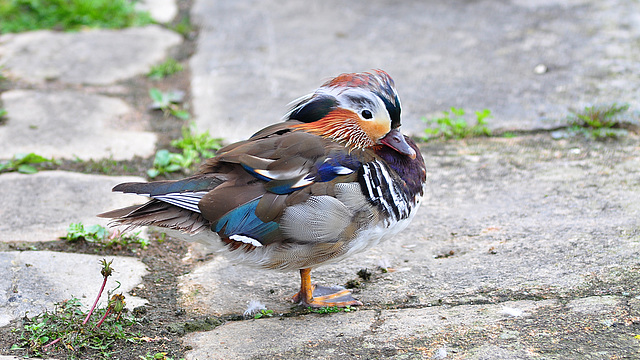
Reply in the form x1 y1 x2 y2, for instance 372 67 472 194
112 175 226 196
97 199 209 234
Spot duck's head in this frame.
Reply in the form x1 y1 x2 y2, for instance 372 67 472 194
287 70 416 159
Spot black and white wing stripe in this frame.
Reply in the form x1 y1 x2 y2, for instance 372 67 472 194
151 191 208 213
358 160 411 222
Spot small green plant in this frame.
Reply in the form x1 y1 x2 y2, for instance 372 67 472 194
149 88 190 120
308 305 353 314
253 309 275 319
170 16 194 37
62 223 149 248
147 149 196 178
423 107 492 141
106 230 149 248
10 260 140 358
147 58 183 80
147 125 223 178
171 123 223 159
140 352 182 360
0 152 57 174
0 108 7 119
64 222 109 242
0 0 153 33
563 103 634 139
78 156 136 175
84 259 114 325
153 231 167 243
10 297 137 357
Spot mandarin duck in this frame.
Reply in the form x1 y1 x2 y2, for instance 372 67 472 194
99 70 426 308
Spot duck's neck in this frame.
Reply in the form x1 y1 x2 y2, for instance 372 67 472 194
374 139 426 199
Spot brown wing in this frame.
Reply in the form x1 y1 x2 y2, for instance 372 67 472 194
99 121 375 248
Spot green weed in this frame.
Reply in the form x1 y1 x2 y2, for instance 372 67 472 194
0 152 57 174
253 309 274 319
171 123 223 159
570 103 629 129
0 108 7 119
77 157 136 175
0 0 153 33
63 223 149 249
152 230 167 244
308 305 353 314
170 15 194 37
101 230 148 249
64 223 109 242
149 88 190 120
147 58 183 80
147 125 222 178
562 103 635 139
11 298 139 358
140 352 184 360
147 149 196 178
423 107 492 141
10 260 140 359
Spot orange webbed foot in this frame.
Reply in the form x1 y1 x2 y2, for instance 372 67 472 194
293 268 362 308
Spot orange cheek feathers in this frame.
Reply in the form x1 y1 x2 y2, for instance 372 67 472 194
358 118 390 142
292 109 378 149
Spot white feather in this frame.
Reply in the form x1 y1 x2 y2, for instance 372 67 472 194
334 166 353 175
323 158 354 175
432 345 447 359
289 176 314 189
230 234 263 247
500 307 525 317
254 168 308 181
243 300 266 317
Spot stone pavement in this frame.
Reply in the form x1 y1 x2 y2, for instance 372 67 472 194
190 0 640 142
1 0 640 359
0 0 179 349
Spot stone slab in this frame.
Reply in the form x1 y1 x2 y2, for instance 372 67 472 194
184 309 378 360
135 0 178 23
0 251 148 327
136 0 179 24
178 255 300 317
0 171 147 242
177 137 640 317
190 0 640 143
185 296 639 358
0 89 156 160
178 136 640 357
0 25 182 85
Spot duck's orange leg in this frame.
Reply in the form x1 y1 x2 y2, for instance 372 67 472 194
292 268 363 308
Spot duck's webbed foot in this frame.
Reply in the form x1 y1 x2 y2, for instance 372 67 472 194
292 268 363 308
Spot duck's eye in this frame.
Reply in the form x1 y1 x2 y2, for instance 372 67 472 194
361 109 373 119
